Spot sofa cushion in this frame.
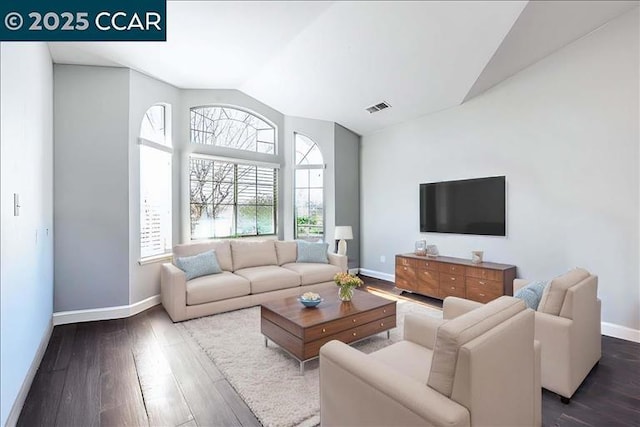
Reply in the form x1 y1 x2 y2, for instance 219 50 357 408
231 240 278 271
371 340 434 384
175 250 222 281
282 262 341 285
428 296 525 397
275 241 297 265
296 240 329 263
538 268 590 316
173 240 233 272
186 271 251 306
235 265 300 294
514 280 548 310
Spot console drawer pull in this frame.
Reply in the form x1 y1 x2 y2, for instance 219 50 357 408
383 309 386 313
352 332 357 337
479 281 486 285
451 277 456 281
450 286 455 290
352 319 356 323
380 322 384 327
479 293 485 297
322 328 326 333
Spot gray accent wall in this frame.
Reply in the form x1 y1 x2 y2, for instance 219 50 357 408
334 124 361 269
54 65 130 311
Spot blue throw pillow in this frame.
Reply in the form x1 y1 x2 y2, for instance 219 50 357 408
514 280 548 310
175 250 222 280
296 241 329 264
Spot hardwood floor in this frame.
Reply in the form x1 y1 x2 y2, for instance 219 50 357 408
18 276 640 426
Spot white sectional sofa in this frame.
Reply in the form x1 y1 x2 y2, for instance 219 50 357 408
161 239 348 322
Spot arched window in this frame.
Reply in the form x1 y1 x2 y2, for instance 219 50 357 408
188 105 278 239
190 106 276 154
294 133 324 240
139 104 172 259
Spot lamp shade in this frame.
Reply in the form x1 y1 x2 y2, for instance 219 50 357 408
334 226 353 240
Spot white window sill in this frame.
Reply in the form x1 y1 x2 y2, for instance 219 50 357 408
138 253 173 266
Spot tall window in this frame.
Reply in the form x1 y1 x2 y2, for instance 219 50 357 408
190 106 275 154
140 104 172 258
294 133 324 240
189 106 278 239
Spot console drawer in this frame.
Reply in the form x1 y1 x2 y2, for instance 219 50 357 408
439 263 466 275
466 285 501 303
466 267 502 281
440 274 466 298
466 277 502 294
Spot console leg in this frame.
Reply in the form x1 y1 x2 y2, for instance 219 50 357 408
387 330 390 339
264 337 268 347
300 361 305 375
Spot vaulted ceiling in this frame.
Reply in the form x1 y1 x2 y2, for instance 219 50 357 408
48 1 638 135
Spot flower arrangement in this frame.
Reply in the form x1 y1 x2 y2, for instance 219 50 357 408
334 272 363 301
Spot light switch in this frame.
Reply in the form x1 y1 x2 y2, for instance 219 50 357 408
13 193 20 216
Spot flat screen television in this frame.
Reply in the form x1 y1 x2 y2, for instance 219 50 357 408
420 176 506 236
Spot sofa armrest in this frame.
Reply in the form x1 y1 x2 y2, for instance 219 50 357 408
161 263 188 322
404 314 445 349
513 279 530 293
320 341 470 427
327 252 348 272
443 297 483 320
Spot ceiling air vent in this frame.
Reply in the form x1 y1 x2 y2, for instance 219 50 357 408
366 101 391 114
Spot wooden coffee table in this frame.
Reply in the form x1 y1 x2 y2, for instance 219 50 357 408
260 289 397 374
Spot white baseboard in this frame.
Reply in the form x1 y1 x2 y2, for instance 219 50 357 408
5 321 53 427
348 267 360 275
357 268 640 343
601 321 640 343
53 294 161 326
359 268 395 283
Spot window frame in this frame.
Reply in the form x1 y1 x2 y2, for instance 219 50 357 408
293 132 325 241
188 153 279 240
139 103 173 262
189 104 277 155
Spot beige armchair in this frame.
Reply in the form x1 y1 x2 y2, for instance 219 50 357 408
514 271 601 403
319 296 541 427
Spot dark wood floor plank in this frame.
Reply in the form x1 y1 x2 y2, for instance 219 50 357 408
214 379 261 427
16 370 66 427
175 322 224 383
39 323 77 372
99 329 148 427
162 342 241 427
127 312 194 427
147 305 185 346
55 322 102 427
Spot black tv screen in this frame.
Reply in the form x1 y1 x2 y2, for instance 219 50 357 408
420 176 506 236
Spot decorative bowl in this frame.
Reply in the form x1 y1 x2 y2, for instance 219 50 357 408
298 297 323 308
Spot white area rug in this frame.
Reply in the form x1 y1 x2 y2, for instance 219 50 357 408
179 298 442 427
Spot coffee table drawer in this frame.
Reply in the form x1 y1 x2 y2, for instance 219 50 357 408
304 315 397 359
304 304 396 341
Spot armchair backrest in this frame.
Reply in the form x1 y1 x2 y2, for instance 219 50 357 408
427 296 538 426
427 296 526 396
559 275 598 319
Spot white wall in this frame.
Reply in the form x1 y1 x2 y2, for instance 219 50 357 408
0 43 53 426
361 10 639 330
128 71 181 304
